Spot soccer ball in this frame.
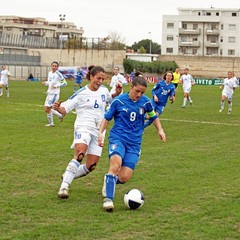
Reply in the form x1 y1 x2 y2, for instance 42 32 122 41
124 189 144 210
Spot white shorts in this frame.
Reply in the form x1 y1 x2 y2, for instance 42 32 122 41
44 93 59 107
183 86 191 93
222 91 233 101
0 79 8 87
70 130 103 157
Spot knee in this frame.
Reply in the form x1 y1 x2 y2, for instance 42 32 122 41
74 151 85 164
109 163 121 175
118 174 129 183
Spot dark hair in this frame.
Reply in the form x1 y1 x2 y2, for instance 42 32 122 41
132 76 147 88
51 61 59 66
86 65 105 80
134 71 143 77
163 71 174 81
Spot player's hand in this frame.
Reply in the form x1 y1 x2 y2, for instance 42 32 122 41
219 85 223 90
170 96 175 103
98 133 105 147
115 82 123 95
158 129 166 143
153 95 158 102
53 101 61 111
42 81 47 86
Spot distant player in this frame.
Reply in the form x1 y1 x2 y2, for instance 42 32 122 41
98 75 166 211
219 71 237 114
74 67 84 92
144 71 175 128
109 66 127 96
42 61 67 127
180 68 194 108
0 65 10 97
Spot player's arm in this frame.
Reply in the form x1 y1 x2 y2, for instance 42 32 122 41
152 118 166 143
98 119 109 147
152 84 159 102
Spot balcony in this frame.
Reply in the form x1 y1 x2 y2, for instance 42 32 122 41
205 41 219 47
179 28 201 35
205 29 219 35
179 41 200 47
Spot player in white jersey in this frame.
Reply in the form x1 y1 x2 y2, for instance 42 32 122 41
0 65 10 97
109 66 127 96
54 65 122 199
219 71 237 114
180 68 194 108
42 61 67 127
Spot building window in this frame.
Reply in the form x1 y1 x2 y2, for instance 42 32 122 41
216 12 219 16
167 23 174 29
229 24 236 30
166 48 173 53
206 12 211 16
182 23 187 29
193 24 198 30
228 49 235 55
232 12 237 17
221 24 224 30
220 37 223 42
167 35 174 41
228 37 236 43
198 12 201 16
220 49 222 55
192 48 197 54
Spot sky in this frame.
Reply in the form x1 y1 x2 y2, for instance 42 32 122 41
3 0 240 45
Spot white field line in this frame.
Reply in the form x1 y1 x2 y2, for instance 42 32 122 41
1 103 240 126
161 118 240 126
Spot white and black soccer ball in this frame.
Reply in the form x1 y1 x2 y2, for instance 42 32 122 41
124 189 144 210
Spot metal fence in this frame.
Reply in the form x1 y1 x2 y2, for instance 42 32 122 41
0 32 116 50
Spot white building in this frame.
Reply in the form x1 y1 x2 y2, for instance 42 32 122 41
125 53 158 62
162 8 240 57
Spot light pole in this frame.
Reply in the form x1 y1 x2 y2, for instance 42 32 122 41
59 14 66 65
148 32 152 54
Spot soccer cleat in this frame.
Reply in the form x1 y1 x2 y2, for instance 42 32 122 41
181 105 185 108
45 123 55 127
190 101 193 107
219 109 223 113
228 110 232 115
58 188 69 199
103 198 114 211
0 92 3 96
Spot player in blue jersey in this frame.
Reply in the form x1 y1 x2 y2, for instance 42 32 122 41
144 71 175 128
98 75 166 211
74 67 84 92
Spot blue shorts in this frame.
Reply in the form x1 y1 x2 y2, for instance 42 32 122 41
155 105 165 115
108 138 141 170
75 78 82 84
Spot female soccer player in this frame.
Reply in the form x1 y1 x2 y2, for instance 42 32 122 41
0 65 10 97
180 67 194 108
55 65 122 199
98 75 166 211
42 61 67 127
219 71 237 114
144 71 175 128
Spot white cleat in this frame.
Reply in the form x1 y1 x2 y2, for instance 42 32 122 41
219 109 223 113
58 188 69 199
45 123 55 127
59 114 65 122
228 110 232 115
103 198 114 211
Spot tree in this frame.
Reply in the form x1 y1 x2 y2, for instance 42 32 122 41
99 31 126 50
132 39 161 54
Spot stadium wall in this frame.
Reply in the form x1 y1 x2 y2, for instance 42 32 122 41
160 55 240 79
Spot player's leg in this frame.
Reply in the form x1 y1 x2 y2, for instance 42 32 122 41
58 139 88 199
103 140 125 211
219 94 226 112
182 91 188 107
44 95 55 126
227 95 233 114
0 83 3 96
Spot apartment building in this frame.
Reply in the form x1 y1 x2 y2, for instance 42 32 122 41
0 15 84 39
162 8 240 57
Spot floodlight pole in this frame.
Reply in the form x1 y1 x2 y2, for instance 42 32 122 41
59 14 66 66
148 32 152 54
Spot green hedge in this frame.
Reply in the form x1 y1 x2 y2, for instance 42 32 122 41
123 59 178 74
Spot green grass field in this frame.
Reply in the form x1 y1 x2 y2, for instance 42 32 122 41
1 80 240 240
